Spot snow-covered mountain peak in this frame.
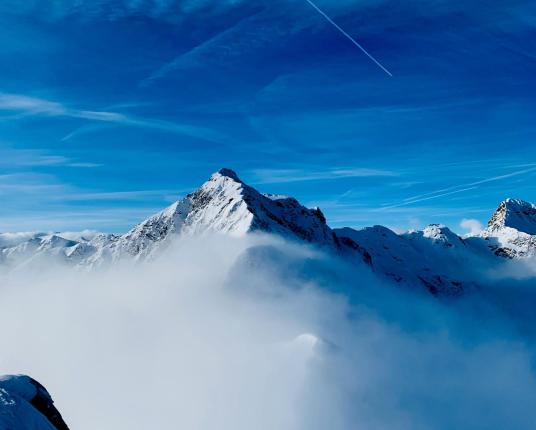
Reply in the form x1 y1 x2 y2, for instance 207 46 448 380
187 169 335 244
83 169 339 263
192 169 245 199
37 235 78 251
212 167 242 182
487 198 536 235
201 168 244 194
2 168 534 296
107 199 191 259
420 224 464 247
475 198 536 258
334 225 467 295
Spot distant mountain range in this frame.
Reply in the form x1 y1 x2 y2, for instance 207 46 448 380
1 169 535 295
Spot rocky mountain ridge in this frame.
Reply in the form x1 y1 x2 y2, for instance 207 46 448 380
1 169 535 295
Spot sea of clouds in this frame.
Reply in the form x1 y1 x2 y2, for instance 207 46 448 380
0 234 536 430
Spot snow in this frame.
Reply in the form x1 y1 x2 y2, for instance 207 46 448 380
0 375 37 401
0 376 57 430
0 169 535 295
487 198 536 235
477 198 536 258
84 168 340 265
0 232 47 249
334 225 474 295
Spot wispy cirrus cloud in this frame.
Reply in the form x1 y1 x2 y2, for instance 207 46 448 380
140 17 246 86
0 171 183 204
140 10 268 86
0 171 185 232
0 207 165 232
0 0 250 21
0 172 67 198
0 147 102 169
249 167 397 184
0 93 66 115
0 93 228 143
58 189 188 202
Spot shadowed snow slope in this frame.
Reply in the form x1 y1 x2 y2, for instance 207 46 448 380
0 375 69 430
487 198 536 235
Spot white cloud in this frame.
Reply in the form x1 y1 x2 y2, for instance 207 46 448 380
0 93 65 114
250 167 396 184
460 218 484 235
0 147 102 169
66 162 103 168
0 92 228 143
59 189 186 202
1 235 536 429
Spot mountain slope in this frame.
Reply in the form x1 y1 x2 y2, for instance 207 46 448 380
487 198 536 235
88 168 347 264
334 225 479 295
478 198 536 258
1 170 535 296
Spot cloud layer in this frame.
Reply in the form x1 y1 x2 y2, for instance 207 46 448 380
0 235 535 429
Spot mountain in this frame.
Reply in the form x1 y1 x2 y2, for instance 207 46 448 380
487 198 536 234
0 169 370 269
478 198 536 258
335 199 536 294
102 168 338 260
80 168 373 267
0 169 535 295
334 225 471 295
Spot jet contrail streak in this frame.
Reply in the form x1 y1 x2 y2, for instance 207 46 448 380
378 166 536 210
304 0 393 77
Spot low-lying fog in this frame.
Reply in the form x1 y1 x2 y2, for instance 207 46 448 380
1 234 536 430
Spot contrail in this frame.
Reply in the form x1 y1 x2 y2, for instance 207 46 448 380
379 166 536 210
304 0 393 77
379 187 479 210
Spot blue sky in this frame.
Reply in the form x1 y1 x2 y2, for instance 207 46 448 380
1 0 535 233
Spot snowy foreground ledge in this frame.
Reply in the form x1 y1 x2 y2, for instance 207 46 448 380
0 375 69 430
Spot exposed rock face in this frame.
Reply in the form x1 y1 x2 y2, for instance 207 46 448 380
334 201 536 294
487 198 536 235
180 169 336 243
479 198 536 258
